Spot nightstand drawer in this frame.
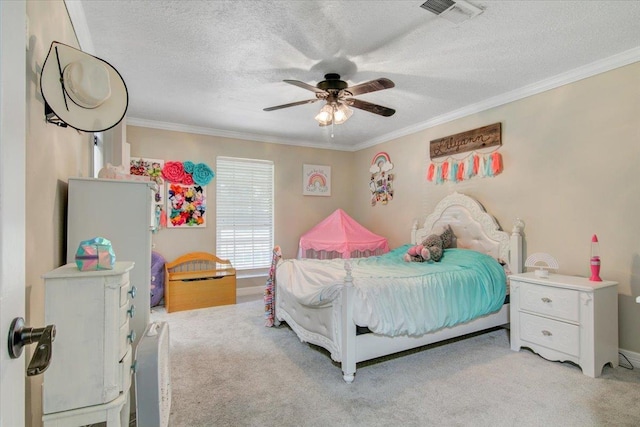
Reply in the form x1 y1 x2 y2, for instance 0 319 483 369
120 322 134 360
518 282 579 322
119 278 131 305
120 301 135 327
519 312 579 356
120 347 133 393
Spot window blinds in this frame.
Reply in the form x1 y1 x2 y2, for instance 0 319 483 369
216 157 274 274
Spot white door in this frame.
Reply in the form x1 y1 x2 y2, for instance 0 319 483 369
0 1 27 425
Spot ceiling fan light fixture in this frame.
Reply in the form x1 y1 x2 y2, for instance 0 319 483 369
265 73 395 128
333 103 353 124
314 104 334 125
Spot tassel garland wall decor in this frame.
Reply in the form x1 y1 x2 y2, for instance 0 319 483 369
426 151 503 184
428 123 503 184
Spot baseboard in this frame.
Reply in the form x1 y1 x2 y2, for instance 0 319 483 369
619 348 640 369
237 285 263 297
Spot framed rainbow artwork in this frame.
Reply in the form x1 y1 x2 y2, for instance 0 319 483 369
303 164 331 196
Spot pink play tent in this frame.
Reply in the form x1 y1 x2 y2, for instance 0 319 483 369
298 209 390 259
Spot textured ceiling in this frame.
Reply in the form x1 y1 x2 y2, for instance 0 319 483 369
71 0 640 150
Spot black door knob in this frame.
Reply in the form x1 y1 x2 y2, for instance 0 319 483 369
7 317 56 376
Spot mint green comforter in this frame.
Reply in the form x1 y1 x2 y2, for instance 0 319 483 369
276 245 506 337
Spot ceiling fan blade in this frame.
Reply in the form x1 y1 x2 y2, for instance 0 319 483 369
346 98 395 117
283 80 327 94
345 78 394 96
263 98 320 111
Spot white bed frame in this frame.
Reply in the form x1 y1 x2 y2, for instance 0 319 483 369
275 192 525 382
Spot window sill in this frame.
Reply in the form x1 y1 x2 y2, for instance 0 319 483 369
237 272 268 280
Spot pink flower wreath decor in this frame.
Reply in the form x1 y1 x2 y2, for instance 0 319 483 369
182 173 194 185
161 161 185 183
161 160 214 185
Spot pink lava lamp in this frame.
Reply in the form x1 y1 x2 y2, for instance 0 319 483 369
590 234 602 282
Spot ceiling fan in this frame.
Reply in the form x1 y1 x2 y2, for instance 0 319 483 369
263 73 395 126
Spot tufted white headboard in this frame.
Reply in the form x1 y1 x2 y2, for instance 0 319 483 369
412 192 524 273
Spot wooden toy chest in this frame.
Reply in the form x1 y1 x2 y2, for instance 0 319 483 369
165 252 236 313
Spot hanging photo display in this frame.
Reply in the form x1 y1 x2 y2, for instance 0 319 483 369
161 161 214 228
369 152 394 206
130 157 165 231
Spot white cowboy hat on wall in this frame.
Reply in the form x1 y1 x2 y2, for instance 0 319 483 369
40 41 128 132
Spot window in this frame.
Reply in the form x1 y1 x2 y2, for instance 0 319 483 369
216 157 274 277
92 133 104 177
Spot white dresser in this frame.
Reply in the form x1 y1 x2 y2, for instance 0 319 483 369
509 272 618 377
42 262 136 426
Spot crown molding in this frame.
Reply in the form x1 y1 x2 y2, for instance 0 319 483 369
64 0 95 54
354 46 640 151
125 118 353 152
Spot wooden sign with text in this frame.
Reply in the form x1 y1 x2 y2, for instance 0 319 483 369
430 123 501 159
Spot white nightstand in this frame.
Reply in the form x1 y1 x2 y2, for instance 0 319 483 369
509 272 618 377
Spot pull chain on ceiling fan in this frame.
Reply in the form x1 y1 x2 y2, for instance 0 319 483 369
263 73 395 131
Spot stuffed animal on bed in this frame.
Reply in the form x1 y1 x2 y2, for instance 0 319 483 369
403 244 425 262
404 225 454 263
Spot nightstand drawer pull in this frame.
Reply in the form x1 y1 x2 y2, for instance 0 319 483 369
128 286 137 299
541 297 552 303
541 330 552 336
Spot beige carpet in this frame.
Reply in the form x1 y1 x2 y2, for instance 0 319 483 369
151 300 640 427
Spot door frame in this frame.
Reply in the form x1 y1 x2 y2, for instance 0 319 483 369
0 0 27 425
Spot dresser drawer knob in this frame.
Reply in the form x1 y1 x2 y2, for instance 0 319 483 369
128 286 137 299
131 360 137 374
127 305 136 318
541 297 552 303
127 330 136 343
541 330 552 336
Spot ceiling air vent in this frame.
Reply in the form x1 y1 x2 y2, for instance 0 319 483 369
420 0 483 24
420 0 456 15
